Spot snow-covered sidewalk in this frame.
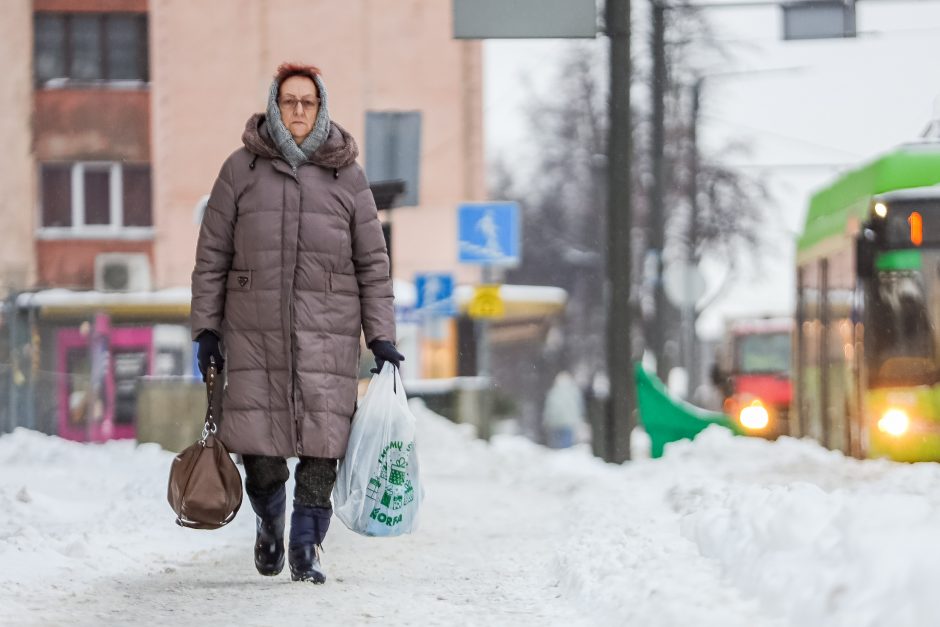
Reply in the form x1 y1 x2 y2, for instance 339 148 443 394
3 403 940 626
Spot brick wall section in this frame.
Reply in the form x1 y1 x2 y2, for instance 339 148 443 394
34 90 151 162
36 239 153 289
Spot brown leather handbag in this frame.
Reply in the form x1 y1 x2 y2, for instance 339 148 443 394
167 363 243 529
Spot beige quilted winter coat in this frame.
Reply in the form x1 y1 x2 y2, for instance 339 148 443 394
190 114 395 458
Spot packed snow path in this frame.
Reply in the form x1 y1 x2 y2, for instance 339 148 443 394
5 402 940 626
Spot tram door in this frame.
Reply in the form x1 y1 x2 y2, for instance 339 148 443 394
798 262 825 442
57 314 153 442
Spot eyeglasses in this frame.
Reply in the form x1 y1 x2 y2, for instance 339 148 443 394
278 97 319 112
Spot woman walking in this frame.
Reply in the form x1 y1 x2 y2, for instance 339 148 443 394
190 62 403 584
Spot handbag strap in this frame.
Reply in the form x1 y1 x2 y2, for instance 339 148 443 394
200 360 219 444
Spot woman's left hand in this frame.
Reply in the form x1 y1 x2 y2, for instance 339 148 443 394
369 340 405 374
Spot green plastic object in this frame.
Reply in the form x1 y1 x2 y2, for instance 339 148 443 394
634 363 742 458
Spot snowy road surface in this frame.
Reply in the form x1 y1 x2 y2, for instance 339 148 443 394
3 402 940 626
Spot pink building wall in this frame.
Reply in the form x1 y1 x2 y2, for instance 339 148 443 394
150 0 485 289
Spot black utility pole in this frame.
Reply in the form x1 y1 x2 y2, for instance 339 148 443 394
687 78 702 392
606 0 634 463
649 1 669 382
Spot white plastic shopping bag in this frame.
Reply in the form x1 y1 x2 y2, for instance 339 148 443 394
333 366 423 537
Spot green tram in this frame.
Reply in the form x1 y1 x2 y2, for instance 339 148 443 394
795 143 940 461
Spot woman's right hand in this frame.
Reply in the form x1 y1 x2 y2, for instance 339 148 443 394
196 331 225 381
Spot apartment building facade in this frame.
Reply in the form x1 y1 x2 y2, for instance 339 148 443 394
2 0 484 292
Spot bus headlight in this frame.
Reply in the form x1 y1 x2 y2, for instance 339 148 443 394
878 409 910 437
739 400 770 431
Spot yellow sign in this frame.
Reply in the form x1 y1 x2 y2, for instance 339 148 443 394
468 285 505 319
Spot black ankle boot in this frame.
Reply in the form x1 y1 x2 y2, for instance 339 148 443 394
288 502 331 584
248 486 286 576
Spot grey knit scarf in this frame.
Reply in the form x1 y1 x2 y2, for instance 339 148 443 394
265 74 330 170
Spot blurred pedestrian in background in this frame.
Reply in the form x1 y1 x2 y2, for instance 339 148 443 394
542 371 586 449
190 62 403 584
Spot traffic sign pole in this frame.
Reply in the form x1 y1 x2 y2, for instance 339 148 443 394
476 266 496 440
458 202 519 441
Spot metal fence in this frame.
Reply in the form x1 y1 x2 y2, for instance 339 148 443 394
1 361 211 453
2 364 88 436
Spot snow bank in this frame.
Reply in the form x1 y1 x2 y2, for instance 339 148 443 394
669 428 940 627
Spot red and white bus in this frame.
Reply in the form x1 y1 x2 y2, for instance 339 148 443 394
712 317 793 439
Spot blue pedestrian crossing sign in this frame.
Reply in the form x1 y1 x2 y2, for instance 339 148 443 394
415 272 456 316
458 202 521 266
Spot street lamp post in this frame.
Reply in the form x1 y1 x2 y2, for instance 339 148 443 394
648 1 669 382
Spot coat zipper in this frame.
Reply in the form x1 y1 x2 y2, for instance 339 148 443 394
286 165 303 456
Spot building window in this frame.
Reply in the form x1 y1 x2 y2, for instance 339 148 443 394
83 165 112 225
365 111 422 207
122 165 152 227
71 15 103 81
34 13 148 86
41 164 72 228
39 163 152 237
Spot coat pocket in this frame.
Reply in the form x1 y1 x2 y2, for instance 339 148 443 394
227 269 252 291
329 272 359 295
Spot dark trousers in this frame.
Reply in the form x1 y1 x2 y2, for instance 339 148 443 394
243 455 337 509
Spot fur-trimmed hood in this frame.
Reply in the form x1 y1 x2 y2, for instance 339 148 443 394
241 113 359 170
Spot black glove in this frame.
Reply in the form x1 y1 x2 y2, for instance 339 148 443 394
369 340 404 374
196 330 224 382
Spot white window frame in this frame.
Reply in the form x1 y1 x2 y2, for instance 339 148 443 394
37 161 154 240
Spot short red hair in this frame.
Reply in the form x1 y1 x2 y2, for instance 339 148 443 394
274 62 322 93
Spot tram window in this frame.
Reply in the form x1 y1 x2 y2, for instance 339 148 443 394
867 270 938 387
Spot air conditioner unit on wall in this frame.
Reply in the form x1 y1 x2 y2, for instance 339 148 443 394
94 253 152 292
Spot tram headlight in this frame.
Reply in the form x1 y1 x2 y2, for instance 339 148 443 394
877 408 910 437
874 202 888 218
739 400 770 431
